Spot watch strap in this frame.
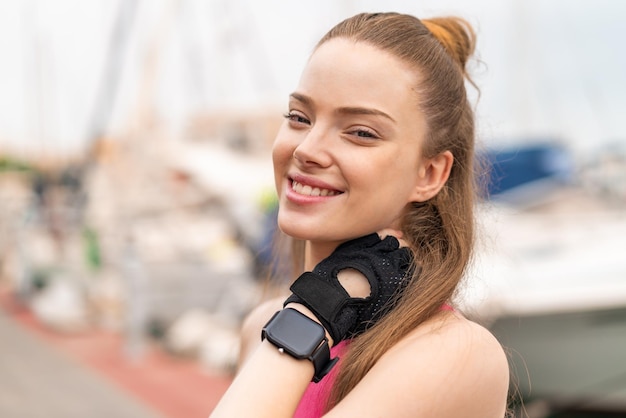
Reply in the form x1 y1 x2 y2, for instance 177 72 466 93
310 341 339 383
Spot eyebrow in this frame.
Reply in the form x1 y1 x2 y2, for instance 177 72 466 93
289 92 396 123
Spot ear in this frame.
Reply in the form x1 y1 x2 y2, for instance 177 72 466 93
410 150 454 202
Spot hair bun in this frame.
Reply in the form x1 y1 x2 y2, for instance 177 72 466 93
422 17 476 71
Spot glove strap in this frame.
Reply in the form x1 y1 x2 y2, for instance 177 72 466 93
290 272 348 318
286 272 355 343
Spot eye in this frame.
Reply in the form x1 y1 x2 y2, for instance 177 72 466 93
283 111 310 126
348 127 380 140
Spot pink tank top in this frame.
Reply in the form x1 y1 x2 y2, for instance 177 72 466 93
294 304 454 417
293 340 349 418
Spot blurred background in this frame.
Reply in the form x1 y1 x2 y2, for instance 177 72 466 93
0 0 624 417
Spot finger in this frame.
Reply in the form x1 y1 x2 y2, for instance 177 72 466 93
377 228 408 248
376 228 402 239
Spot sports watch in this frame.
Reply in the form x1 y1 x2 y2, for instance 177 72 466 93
262 308 338 383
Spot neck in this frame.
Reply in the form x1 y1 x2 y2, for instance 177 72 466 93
304 240 342 271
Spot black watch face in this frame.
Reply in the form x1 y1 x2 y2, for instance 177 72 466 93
265 309 326 358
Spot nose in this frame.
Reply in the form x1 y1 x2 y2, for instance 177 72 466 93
292 126 333 168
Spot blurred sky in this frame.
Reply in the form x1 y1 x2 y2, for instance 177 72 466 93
0 0 625 157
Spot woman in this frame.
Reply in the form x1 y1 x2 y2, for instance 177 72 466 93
212 12 510 417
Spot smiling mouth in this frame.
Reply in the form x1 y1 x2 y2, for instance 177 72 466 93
291 180 341 197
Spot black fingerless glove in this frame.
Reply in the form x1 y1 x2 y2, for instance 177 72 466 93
285 233 414 344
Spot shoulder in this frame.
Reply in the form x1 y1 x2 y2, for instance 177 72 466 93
327 311 510 418
383 311 510 416
397 309 510 372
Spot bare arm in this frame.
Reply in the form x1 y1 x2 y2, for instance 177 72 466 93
215 268 371 418
212 334 315 417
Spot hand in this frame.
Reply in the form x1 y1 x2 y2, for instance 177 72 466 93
285 232 414 345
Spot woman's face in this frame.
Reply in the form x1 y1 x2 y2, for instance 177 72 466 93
272 38 430 252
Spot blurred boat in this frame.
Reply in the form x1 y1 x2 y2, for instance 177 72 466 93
466 141 626 416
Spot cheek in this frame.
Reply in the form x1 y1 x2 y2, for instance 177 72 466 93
373 155 420 201
271 127 294 190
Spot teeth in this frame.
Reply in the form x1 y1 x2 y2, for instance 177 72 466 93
292 180 338 197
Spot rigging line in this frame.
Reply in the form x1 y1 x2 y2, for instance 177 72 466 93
84 0 139 151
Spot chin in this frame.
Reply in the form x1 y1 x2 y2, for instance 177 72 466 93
277 217 327 242
277 221 311 241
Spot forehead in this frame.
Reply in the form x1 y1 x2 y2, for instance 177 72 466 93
297 38 419 110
